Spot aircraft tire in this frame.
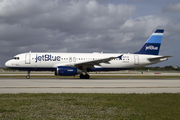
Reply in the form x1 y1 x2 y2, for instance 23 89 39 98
80 74 90 79
80 74 84 79
85 74 90 79
26 76 30 79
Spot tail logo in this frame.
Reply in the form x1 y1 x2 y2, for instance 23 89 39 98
145 45 158 50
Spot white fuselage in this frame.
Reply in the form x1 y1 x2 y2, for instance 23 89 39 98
5 52 164 71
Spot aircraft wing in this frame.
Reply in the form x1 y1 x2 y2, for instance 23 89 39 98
74 57 116 67
148 56 172 62
74 55 123 68
53 55 123 68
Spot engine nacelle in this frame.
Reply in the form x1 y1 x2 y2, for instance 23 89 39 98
55 66 81 76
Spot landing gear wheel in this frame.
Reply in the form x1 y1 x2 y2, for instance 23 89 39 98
26 75 30 79
80 74 84 79
80 74 90 79
85 74 90 79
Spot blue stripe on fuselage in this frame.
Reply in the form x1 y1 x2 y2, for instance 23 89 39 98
7 67 56 71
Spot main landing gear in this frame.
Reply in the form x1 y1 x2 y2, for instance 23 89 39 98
80 73 90 79
26 71 30 79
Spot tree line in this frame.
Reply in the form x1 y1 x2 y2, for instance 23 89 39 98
133 66 179 71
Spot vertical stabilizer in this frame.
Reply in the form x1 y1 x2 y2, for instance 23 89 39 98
134 29 164 55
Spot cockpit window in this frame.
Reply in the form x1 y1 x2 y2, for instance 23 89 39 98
13 57 20 60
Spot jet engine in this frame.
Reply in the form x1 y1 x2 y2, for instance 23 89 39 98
55 66 82 76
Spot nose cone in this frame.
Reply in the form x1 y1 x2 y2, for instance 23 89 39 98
5 60 11 67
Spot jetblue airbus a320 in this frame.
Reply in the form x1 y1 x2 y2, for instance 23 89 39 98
5 29 171 79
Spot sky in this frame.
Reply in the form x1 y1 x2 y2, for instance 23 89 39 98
0 0 180 67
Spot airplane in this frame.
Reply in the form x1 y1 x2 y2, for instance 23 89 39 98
5 29 171 79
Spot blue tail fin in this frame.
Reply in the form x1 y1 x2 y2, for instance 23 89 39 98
134 29 164 55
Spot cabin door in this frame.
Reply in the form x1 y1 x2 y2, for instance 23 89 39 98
134 55 139 65
25 54 31 64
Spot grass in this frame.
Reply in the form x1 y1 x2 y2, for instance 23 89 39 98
0 93 180 119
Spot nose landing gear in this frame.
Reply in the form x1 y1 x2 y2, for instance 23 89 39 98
26 71 30 79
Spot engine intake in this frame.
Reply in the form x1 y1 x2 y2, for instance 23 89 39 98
55 66 81 76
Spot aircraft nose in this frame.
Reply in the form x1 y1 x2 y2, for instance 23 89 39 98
5 61 11 67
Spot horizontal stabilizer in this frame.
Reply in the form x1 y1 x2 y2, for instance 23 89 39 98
148 56 172 62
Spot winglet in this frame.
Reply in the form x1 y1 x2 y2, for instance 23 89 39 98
134 29 164 55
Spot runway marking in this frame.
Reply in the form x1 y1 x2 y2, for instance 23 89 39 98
0 87 180 89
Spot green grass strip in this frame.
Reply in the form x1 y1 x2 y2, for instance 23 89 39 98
0 93 180 119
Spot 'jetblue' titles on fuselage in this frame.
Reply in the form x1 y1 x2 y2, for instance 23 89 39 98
35 54 61 63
